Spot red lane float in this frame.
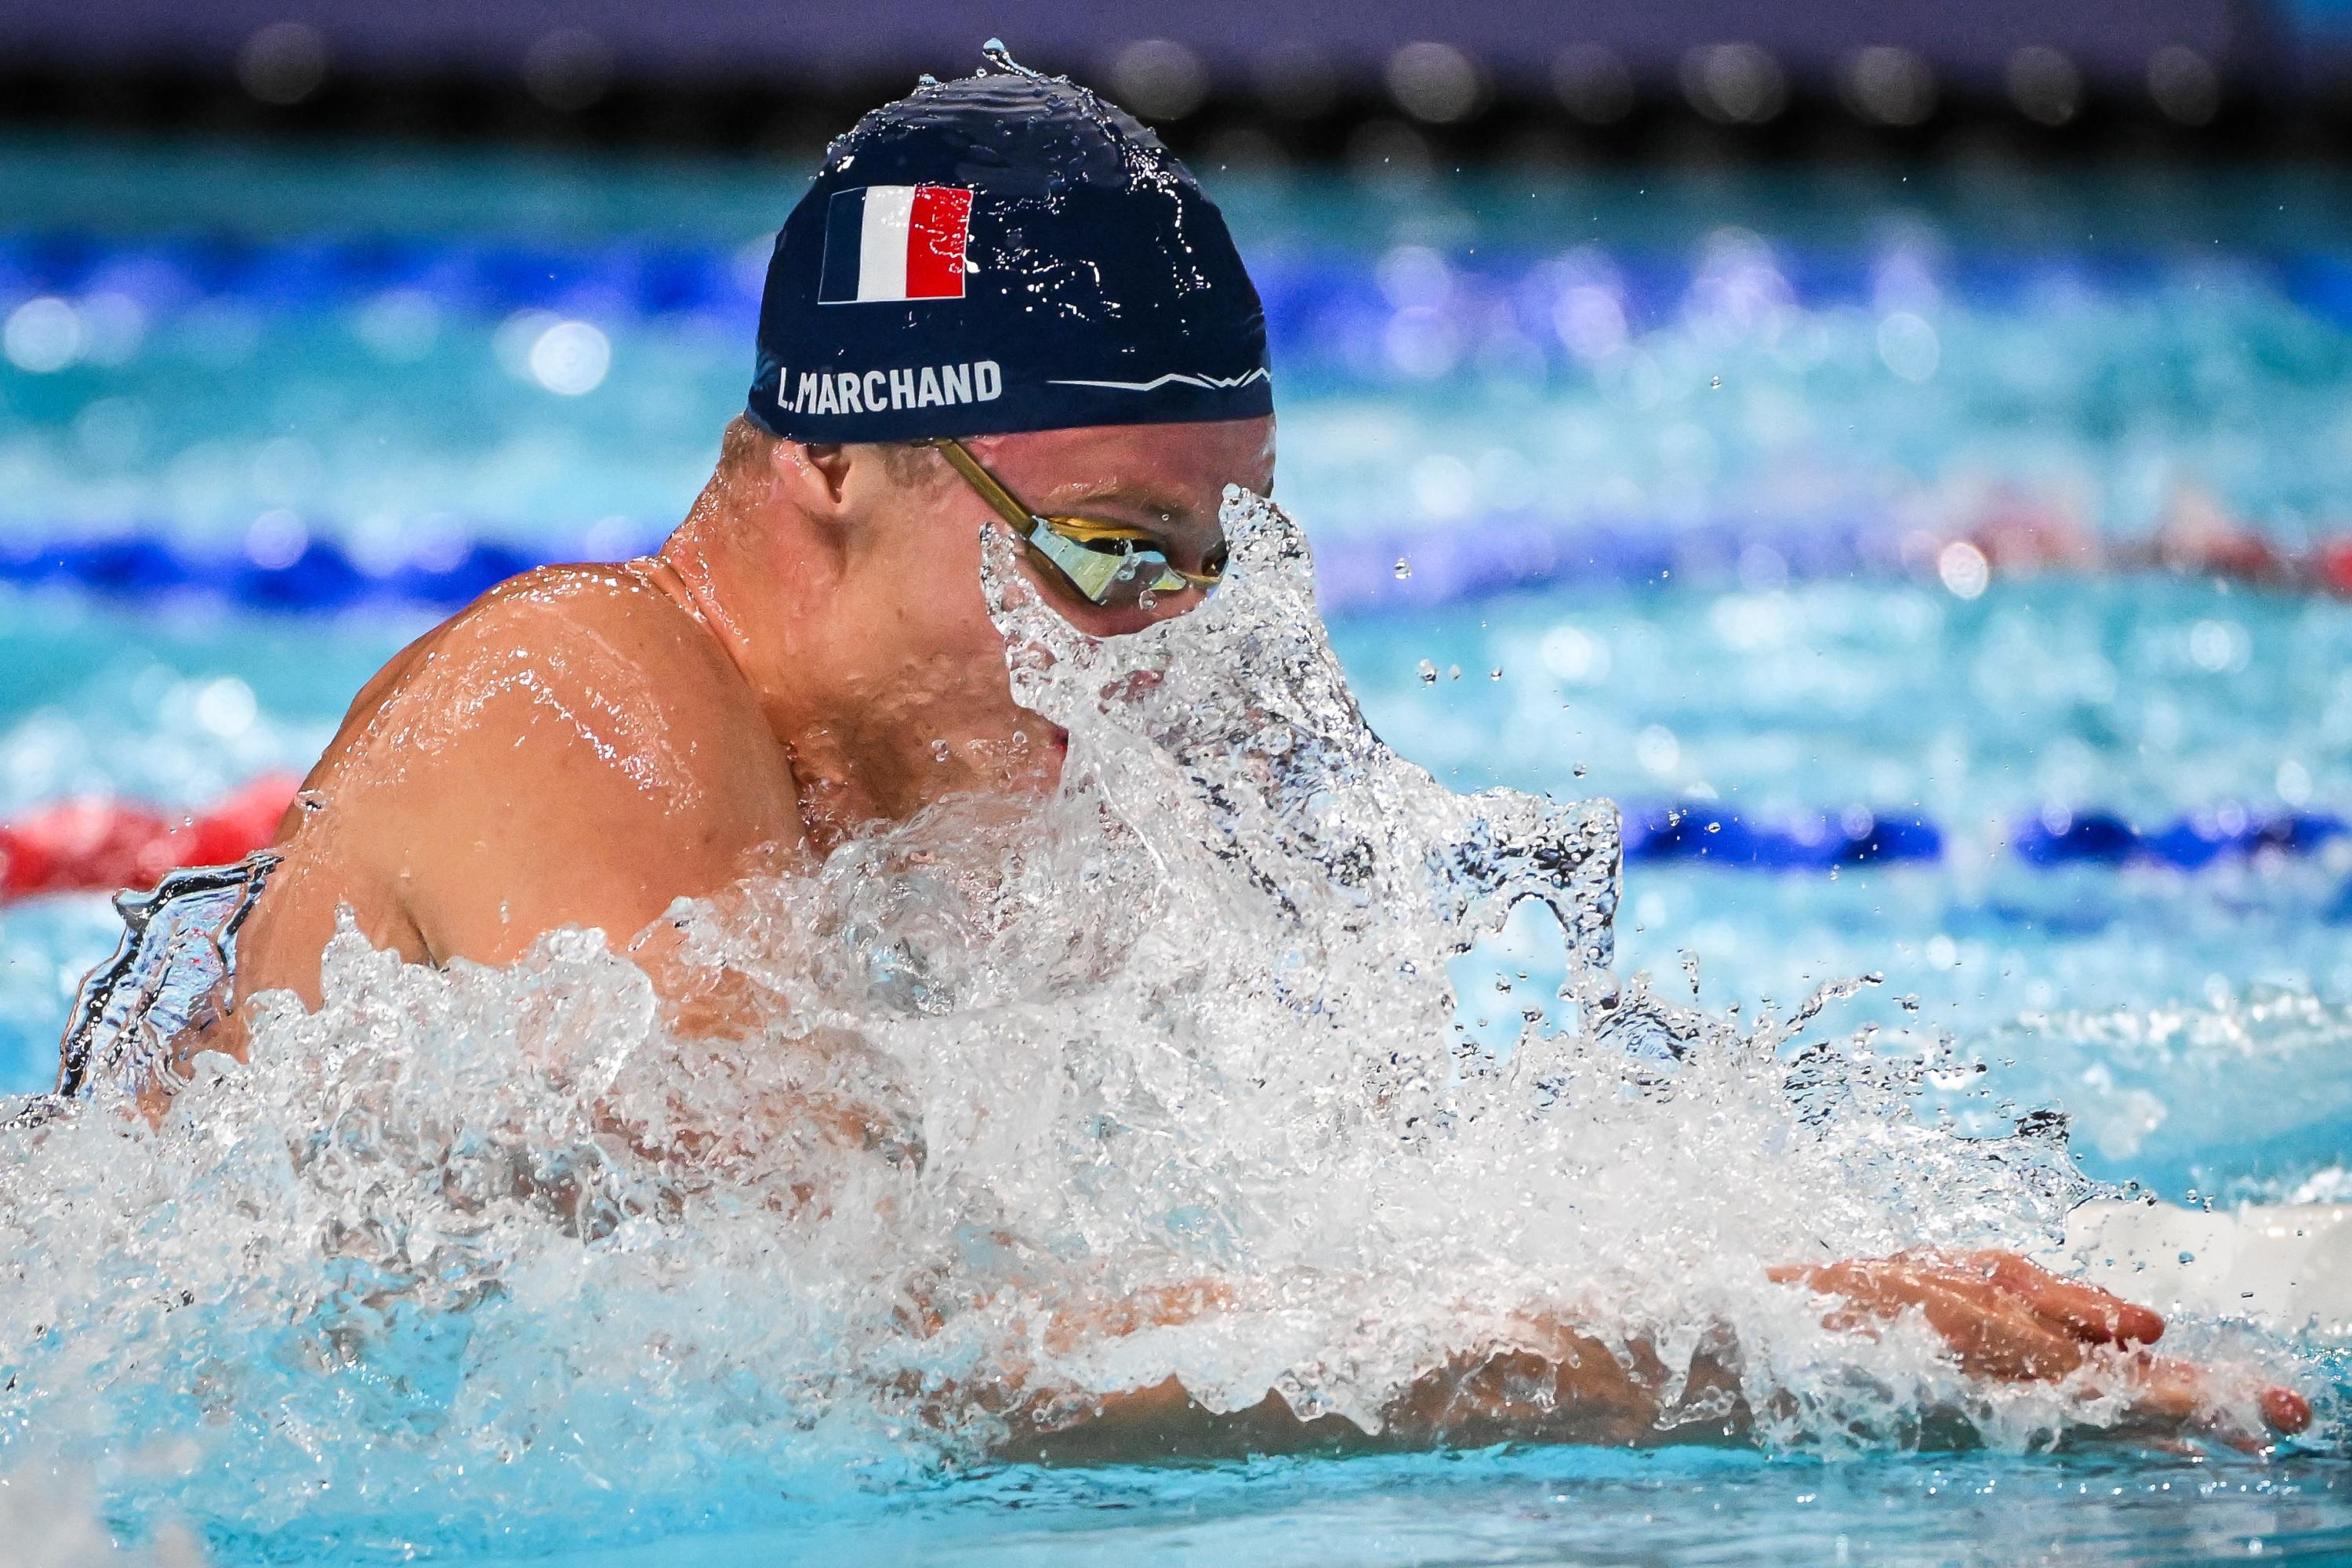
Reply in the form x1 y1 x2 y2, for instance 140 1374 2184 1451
0 774 299 902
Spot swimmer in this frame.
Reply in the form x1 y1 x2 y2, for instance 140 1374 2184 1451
122 53 2305 1450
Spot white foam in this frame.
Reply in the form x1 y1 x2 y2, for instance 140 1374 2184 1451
2058 1200 2352 1339
0 491 2316 1552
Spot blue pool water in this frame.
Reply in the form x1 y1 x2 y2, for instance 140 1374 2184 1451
6 134 2352 1562
158 1449 2352 1566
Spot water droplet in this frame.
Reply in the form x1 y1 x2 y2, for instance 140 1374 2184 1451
2177 1250 2197 1265
1417 659 1439 685
1489 667 1503 681
1710 375 1723 389
1394 557 1413 579
931 739 953 764
1448 664 1461 681
1572 764 1588 779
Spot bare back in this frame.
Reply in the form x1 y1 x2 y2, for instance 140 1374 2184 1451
232 561 807 1013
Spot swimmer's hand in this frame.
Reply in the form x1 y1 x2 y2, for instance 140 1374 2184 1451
1770 1250 2310 1444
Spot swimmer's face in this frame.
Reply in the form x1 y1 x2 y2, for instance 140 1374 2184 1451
949 418 1276 634
823 416 1275 815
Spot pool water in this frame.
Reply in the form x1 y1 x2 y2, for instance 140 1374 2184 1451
5 134 2352 1563
184 1450 2352 1566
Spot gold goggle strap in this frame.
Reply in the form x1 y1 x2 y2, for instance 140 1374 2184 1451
927 438 1222 599
929 437 1035 535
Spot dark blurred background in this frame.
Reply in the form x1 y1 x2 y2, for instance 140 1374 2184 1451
3 0 2349 165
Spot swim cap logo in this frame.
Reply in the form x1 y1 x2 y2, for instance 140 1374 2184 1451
818 185 974 304
746 67 1272 441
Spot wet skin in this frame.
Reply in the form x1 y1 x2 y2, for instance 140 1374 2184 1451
222 414 2305 1452
232 417 1261 1010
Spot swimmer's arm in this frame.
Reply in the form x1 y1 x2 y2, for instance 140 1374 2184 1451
999 1253 2308 1462
1000 1315 1723 1465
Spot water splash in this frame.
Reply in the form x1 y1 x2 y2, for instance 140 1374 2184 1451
55 855 278 1098
1982 987 2352 1200
0 490 2311 1557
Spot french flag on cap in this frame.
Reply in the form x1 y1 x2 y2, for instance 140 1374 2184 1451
818 184 975 304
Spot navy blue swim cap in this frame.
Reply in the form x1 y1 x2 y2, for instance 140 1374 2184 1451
746 45 1272 444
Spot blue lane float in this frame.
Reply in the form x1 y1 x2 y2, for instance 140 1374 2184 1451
0 530 615 614
0 234 759 328
2011 807 2347 871
1622 805 2343 873
6 230 2347 381
1622 806 1942 869
5 524 2341 878
0 512 1900 617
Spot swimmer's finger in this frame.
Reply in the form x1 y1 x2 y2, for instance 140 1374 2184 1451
1776 1259 2087 1380
2263 1385 2314 1435
1965 1250 2165 1346
2113 1356 2310 1448
1767 1258 1907 1305
1772 1256 2018 1326
2118 1355 2205 1425
1902 1276 2088 1381
1774 1258 2307 1437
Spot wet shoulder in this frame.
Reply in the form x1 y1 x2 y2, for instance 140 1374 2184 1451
318 561 781 804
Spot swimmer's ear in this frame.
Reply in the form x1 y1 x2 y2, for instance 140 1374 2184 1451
781 441 852 505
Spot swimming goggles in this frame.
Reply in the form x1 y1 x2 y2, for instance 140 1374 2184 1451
927 437 1225 608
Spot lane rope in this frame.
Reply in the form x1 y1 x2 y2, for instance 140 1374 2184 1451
7 233 2351 612
1 779 2340 903
7 231 2350 341
13 513 2352 615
